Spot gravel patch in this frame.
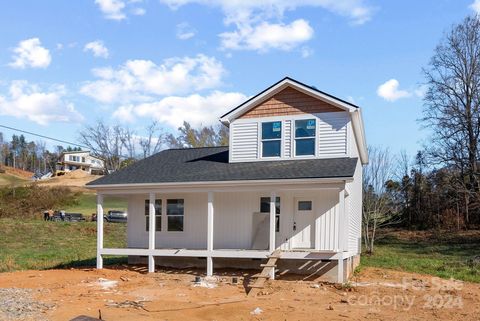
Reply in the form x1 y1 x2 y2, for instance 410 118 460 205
0 288 55 321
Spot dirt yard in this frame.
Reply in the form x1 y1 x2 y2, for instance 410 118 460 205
36 169 98 192
0 266 478 321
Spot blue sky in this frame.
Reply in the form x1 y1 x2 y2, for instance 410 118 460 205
0 0 477 156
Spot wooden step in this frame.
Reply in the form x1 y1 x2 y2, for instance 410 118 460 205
260 263 276 268
247 250 281 296
252 274 270 279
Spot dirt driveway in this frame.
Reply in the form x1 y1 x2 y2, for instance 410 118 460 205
0 266 478 321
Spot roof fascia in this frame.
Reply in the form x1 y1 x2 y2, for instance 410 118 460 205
220 78 356 125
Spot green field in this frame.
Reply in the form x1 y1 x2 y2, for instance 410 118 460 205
0 218 126 272
65 193 128 216
361 230 480 283
1 218 479 283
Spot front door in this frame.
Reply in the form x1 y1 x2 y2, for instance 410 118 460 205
291 198 314 249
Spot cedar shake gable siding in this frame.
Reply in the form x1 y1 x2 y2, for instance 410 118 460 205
239 87 343 119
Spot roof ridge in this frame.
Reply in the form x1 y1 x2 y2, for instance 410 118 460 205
165 145 228 151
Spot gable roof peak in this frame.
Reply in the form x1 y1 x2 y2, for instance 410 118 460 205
219 76 359 123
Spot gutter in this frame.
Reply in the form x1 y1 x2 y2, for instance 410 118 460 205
86 176 354 190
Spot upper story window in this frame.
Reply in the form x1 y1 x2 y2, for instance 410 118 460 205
261 121 282 157
295 119 316 156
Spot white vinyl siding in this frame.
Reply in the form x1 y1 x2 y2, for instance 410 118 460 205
127 190 342 252
318 112 348 157
284 120 292 158
230 112 349 162
230 122 258 161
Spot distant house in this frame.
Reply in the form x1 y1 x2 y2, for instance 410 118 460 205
87 77 368 283
57 151 104 175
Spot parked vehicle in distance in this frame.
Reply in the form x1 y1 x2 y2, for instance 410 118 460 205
51 212 86 222
104 210 128 223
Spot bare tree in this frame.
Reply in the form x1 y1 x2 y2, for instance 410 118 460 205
422 15 480 225
139 121 164 158
79 121 136 172
362 146 399 254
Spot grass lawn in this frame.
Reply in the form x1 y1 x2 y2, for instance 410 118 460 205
361 229 480 283
0 218 126 272
65 193 128 216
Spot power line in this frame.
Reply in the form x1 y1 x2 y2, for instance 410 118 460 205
0 124 134 159
0 124 89 149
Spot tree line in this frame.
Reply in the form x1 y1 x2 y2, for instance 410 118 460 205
363 16 480 253
0 120 228 175
0 132 83 174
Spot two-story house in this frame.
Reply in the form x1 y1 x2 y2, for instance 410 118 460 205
87 77 368 283
58 150 105 175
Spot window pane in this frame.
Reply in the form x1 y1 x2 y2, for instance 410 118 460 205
167 199 184 215
262 121 282 139
155 200 162 215
168 216 184 231
275 215 280 232
146 215 162 231
260 197 280 214
295 138 315 156
295 119 316 138
262 140 281 157
145 199 162 215
298 201 312 211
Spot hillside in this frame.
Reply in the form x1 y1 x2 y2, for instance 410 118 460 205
0 166 31 186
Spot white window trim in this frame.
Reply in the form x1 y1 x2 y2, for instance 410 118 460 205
293 118 317 158
260 196 281 233
145 199 162 232
231 111 349 162
166 199 185 233
143 198 186 234
260 121 283 159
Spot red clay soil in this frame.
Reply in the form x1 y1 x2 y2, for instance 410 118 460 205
0 266 479 321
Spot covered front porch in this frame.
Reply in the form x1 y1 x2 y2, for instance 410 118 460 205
94 179 353 283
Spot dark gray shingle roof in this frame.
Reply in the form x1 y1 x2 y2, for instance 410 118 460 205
87 146 358 186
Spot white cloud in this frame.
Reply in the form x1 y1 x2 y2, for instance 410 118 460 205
160 1 372 52
160 0 373 25
80 54 226 103
220 19 314 52
84 40 110 58
470 0 480 13
176 22 197 40
414 85 428 99
0 81 83 125
9 38 51 69
300 46 314 58
113 91 247 127
95 0 145 20
132 7 146 15
95 0 126 20
376 79 412 102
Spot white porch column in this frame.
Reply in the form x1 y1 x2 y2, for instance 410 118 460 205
96 194 104 269
269 192 276 280
148 192 156 273
338 188 347 251
337 257 344 283
207 191 214 276
269 192 276 253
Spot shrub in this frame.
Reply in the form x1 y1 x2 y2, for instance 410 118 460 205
0 184 80 218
